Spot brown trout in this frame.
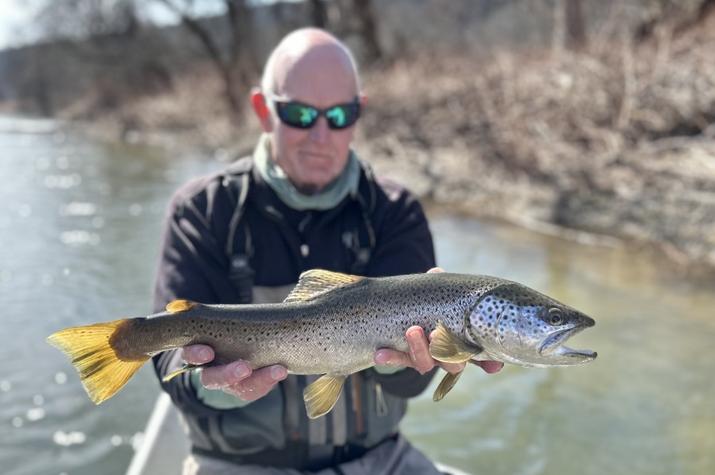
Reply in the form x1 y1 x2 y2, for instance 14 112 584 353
48 270 597 418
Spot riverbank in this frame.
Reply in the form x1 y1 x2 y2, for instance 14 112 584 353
64 20 715 276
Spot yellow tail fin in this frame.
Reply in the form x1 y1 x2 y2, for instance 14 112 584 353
47 319 148 404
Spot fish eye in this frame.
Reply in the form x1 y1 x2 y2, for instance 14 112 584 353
548 308 563 325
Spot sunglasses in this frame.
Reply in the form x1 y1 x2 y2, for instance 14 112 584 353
268 95 361 130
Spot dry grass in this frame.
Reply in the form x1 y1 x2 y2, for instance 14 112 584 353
356 17 715 272
75 15 715 272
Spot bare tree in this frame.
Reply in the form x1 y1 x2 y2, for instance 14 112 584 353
351 0 382 62
635 0 715 41
308 0 328 28
674 0 715 33
564 0 587 49
36 0 139 41
551 0 588 51
25 47 54 116
157 0 256 120
28 0 174 116
327 0 382 63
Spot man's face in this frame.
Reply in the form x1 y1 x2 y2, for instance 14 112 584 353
263 50 361 194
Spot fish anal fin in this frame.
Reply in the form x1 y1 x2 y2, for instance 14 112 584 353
166 299 197 314
284 269 364 303
433 370 463 402
429 321 481 363
303 374 347 419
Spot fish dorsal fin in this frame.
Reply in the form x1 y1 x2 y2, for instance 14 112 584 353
284 269 364 303
166 299 197 314
429 321 482 363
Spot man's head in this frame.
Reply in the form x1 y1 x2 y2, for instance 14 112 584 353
251 28 365 194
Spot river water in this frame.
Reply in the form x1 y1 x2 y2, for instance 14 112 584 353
1 117 713 475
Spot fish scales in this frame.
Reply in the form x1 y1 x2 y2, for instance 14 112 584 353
47 269 597 415
124 273 508 375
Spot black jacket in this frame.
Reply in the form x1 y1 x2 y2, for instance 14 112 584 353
152 156 436 469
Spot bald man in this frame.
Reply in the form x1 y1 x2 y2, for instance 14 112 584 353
153 28 501 475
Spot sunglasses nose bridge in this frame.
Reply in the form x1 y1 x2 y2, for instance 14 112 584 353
308 114 330 142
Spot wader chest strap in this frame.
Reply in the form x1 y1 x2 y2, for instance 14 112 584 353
224 170 254 304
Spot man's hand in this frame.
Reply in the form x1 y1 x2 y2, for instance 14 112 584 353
181 345 287 401
373 267 504 375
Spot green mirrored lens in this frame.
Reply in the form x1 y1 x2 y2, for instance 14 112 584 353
325 106 347 127
281 103 318 127
298 107 318 126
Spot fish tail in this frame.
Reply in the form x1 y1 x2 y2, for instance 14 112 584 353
47 319 148 404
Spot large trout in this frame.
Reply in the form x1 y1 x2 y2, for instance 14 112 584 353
48 270 597 418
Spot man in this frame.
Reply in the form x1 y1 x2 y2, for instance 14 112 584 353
153 28 502 474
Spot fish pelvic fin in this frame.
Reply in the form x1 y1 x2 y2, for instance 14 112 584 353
433 370 463 402
429 321 482 363
303 374 347 419
162 364 201 383
284 269 364 303
47 319 147 404
166 299 196 314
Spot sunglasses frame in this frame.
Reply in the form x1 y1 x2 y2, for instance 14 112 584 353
267 94 361 130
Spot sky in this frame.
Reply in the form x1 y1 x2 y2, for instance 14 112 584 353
0 0 247 50
0 0 42 49
0 0 294 50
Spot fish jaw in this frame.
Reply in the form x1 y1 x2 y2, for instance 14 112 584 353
538 322 597 365
465 280 600 367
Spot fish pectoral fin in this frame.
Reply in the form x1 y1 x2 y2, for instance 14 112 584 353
166 299 197 314
161 364 202 383
429 321 482 363
433 370 463 402
284 269 364 303
303 374 347 419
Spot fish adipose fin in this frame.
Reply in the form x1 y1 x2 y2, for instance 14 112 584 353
166 299 196 313
47 319 147 404
433 370 463 402
303 374 347 419
429 321 482 363
284 269 364 303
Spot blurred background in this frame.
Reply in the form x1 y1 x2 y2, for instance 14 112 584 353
1 1 714 474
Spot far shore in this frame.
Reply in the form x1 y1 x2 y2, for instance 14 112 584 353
5 41 715 278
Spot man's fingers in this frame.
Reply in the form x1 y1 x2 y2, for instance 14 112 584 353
472 360 504 374
200 361 251 389
439 361 466 374
374 348 412 367
199 361 288 403
182 344 215 365
224 365 287 401
427 267 445 273
405 326 435 374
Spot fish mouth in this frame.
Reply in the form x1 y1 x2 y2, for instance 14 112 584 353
539 324 597 361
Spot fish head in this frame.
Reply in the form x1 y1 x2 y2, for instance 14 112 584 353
466 283 597 367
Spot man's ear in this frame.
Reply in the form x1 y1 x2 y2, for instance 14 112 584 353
251 88 273 132
359 93 368 109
